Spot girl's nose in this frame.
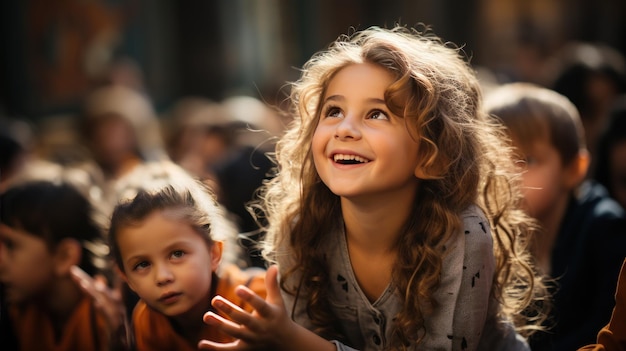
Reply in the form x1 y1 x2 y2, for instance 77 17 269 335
155 264 174 286
334 115 362 141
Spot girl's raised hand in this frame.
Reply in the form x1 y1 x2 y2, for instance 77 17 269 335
198 265 296 351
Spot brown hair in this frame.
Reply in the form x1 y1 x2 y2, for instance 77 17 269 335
257 25 547 349
484 82 586 166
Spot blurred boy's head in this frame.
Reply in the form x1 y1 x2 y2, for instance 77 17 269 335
0 180 105 304
484 83 589 221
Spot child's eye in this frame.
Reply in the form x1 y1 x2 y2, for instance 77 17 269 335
133 261 150 271
0 238 15 250
525 156 537 166
324 106 343 118
170 250 185 260
368 109 389 120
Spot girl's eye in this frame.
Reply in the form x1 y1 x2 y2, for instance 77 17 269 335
324 106 343 118
133 261 150 271
525 156 537 166
368 109 389 120
170 250 185 259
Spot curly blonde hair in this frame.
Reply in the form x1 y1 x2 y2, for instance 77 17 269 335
257 25 548 349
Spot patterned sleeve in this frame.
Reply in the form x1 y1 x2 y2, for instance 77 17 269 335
418 206 493 350
450 209 495 350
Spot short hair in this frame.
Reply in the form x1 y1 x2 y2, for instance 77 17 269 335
484 82 586 166
0 180 105 275
108 160 240 270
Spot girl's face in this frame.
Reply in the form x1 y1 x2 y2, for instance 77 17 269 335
0 224 56 304
117 210 222 320
312 63 421 202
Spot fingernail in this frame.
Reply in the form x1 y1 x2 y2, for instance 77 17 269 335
204 312 218 325
213 299 227 311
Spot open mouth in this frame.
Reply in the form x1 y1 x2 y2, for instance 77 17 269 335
333 153 370 165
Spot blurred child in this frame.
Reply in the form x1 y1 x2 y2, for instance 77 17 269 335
161 97 234 183
80 160 266 351
199 25 547 351
547 42 626 160
484 82 626 351
78 84 168 211
593 95 626 209
0 179 115 351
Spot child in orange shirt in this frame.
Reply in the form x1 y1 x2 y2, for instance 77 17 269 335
105 161 266 351
0 179 113 351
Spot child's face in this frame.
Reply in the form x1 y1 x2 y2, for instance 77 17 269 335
117 210 221 319
0 224 56 304
89 114 137 169
513 137 571 223
312 63 421 201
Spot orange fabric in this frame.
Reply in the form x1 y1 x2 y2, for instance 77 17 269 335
133 265 267 351
9 295 107 351
579 259 626 351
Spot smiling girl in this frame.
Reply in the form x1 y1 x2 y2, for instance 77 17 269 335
199 25 548 351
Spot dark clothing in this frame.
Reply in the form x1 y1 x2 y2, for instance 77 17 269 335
215 145 274 268
530 181 626 351
578 259 626 351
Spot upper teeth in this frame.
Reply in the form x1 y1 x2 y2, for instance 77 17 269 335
333 154 369 163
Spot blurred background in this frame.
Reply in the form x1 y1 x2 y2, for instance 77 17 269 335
1 0 625 119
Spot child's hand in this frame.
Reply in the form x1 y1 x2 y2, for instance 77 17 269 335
69 265 131 349
198 265 295 351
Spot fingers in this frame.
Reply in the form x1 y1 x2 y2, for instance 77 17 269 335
71 266 109 304
70 265 127 331
203 310 258 344
234 285 275 318
199 266 288 350
211 295 263 331
70 265 98 296
265 265 281 304
197 339 239 350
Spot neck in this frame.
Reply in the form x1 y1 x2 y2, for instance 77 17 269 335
171 293 212 343
340 187 416 254
340 189 416 302
41 276 85 326
102 155 141 180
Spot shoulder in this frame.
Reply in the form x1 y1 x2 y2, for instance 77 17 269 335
131 301 176 350
578 181 626 219
132 300 165 327
568 181 626 242
460 204 492 238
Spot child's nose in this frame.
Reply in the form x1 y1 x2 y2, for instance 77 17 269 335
155 264 174 286
334 115 362 141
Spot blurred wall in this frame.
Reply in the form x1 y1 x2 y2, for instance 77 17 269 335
1 0 624 120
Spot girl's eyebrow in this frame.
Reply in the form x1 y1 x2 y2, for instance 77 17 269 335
323 95 344 103
125 254 146 266
323 95 386 105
